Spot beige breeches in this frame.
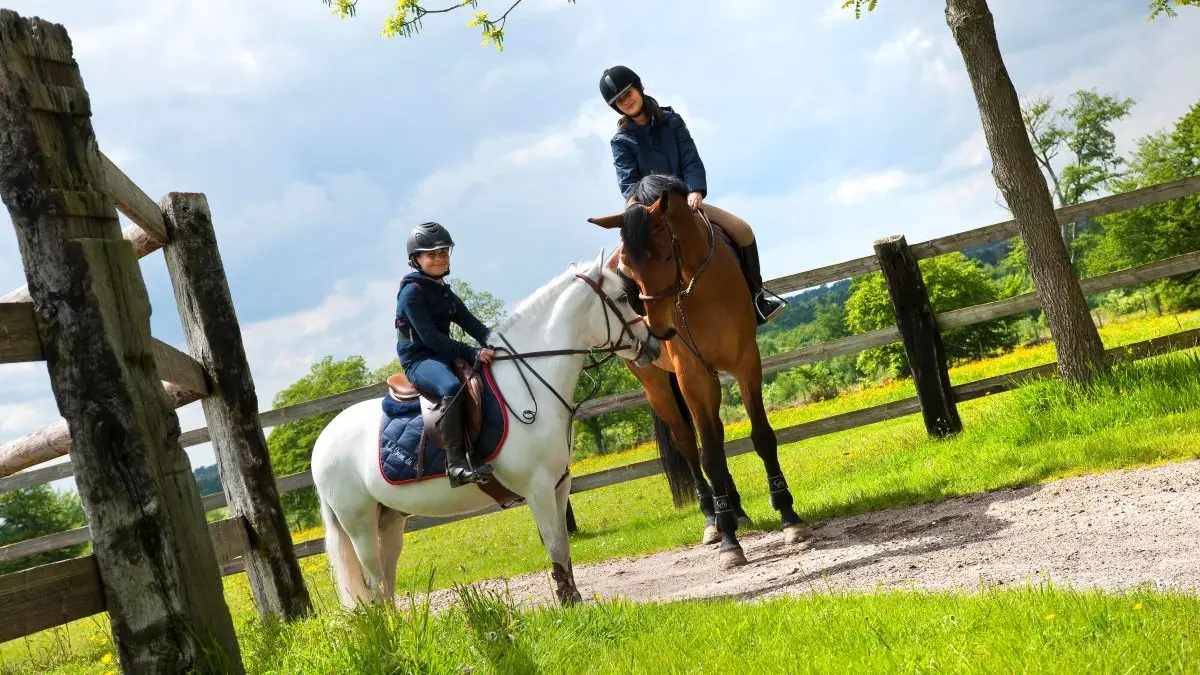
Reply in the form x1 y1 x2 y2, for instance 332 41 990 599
698 202 755 247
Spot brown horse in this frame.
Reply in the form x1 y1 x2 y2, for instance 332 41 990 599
587 173 809 569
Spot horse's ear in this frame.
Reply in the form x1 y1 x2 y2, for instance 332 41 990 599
593 248 605 274
646 193 667 218
588 214 623 229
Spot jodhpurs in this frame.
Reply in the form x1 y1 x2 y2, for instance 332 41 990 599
404 358 462 399
698 203 755 247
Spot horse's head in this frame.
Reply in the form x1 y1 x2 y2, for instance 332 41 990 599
587 174 694 341
571 249 661 367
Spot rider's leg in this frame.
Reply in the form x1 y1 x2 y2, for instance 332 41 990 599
407 359 493 487
698 203 786 325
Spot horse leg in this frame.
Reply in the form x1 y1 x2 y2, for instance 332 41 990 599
342 505 388 603
631 363 719 544
679 370 747 569
527 479 581 605
735 362 810 544
377 506 408 603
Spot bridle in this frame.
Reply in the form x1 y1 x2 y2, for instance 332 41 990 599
486 270 652 429
628 203 718 376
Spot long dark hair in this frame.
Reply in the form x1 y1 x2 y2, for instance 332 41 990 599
618 93 667 129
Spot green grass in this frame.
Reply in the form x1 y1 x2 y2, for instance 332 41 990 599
5 309 1200 673
14 580 1199 674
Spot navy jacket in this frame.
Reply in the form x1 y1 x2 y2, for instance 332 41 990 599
394 272 492 369
610 106 708 200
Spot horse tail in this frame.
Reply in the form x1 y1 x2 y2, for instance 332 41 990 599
320 498 372 610
653 372 698 508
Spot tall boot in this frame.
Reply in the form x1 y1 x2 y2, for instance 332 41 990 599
739 241 786 325
439 395 492 488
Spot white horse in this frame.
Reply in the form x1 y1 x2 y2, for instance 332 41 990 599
311 251 660 608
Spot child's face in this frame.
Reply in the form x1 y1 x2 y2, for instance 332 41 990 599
418 248 451 276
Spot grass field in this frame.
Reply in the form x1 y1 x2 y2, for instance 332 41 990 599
4 309 1200 674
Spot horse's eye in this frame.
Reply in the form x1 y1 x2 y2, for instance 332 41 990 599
617 295 628 304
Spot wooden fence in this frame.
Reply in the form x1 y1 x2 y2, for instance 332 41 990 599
0 11 308 672
4 8 1200 659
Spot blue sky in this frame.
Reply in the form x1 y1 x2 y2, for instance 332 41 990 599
2 0 1199 481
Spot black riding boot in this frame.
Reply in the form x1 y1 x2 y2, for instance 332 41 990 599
739 241 786 325
439 395 492 488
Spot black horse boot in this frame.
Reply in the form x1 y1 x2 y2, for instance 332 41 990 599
739 241 786 325
439 395 492 488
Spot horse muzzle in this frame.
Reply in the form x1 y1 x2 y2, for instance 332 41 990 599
628 335 662 367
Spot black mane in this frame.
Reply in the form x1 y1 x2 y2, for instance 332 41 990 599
627 173 689 206
622 173 689 262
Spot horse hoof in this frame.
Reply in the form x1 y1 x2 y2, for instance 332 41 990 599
560 589 583 606
737 515 754 529
783 523 811 545
702 525 721 545
719 547 748 570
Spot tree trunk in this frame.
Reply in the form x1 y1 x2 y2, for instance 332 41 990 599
945 0 1107 384
585 418 607 455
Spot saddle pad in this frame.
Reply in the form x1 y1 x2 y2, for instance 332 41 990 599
377 365 509 485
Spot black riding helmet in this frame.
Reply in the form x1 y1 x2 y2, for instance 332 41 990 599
599 65 642 113
407 221 455 274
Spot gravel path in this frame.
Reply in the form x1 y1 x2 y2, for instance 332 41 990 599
427 459 1200 608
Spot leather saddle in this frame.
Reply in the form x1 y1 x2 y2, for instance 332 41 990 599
385 358 485 452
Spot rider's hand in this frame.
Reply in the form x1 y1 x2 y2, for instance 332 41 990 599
478 348 495 364
687 191 704 212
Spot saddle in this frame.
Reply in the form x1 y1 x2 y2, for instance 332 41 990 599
384 359 526 508
385 358 484 451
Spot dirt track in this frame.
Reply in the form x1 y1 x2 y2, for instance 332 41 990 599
429 459 1200 608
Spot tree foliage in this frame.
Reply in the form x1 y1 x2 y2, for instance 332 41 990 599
845 253 1018 377
321 0 574 49
1082 99 1200 310
0 485 86 574
266 355 374 529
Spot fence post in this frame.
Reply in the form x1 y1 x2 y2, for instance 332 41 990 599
161 192 313 621
873 234 963 436
0 11 244 673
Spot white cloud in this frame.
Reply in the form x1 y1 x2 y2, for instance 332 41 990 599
831 169 912 204
871 26 963 91
940 130 989 171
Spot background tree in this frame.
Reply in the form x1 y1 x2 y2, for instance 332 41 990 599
837 0 1115 384
1022 89 1135 259
1083 99 1200 310
0 485 86 574
266 355 373 529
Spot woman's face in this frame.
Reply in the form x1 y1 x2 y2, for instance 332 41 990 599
614 87 644 117
417 248 450 276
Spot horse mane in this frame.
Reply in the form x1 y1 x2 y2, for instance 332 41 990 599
622 173 690 262
492 261 595 334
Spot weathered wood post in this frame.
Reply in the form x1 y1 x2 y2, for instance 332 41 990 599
161 192 313 620
0 11 244 673
873 234 963 437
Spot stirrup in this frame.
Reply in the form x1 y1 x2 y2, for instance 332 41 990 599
448 463 493 488
754 290 787 325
